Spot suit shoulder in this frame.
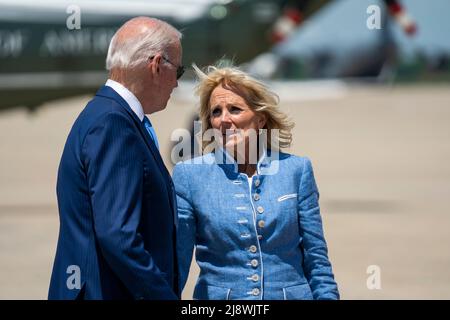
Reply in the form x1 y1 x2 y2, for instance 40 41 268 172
72 99 136 154
83 95 128 122
72 95 112 127
81 98 133 132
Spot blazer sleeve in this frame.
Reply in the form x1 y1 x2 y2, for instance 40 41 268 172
298 157 340 300
172 163 196 293
82 111 177 300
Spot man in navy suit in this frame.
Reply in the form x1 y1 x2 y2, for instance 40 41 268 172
48 17 184 300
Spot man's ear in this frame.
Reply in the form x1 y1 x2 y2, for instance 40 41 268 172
149 54 162 75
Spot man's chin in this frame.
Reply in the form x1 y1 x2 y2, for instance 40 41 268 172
153 102 168 113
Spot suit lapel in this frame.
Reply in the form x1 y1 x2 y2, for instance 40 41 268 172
96 86 177 226
96 86 168 175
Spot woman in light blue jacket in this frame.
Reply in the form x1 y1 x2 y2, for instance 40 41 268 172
173 65 339 300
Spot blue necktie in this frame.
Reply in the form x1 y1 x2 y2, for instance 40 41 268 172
143 116 160 150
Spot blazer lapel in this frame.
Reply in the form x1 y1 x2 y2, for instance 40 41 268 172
96 86 177 226
96 86 169 176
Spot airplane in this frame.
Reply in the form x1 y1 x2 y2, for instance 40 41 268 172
246 0 419 79
0 0 418 111
0 0 287 111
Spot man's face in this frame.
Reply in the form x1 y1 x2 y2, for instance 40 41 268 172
153 41 182 111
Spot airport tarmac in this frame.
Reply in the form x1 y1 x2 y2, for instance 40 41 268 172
1 81 450 299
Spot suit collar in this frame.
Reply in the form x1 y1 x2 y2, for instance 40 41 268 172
95 85 171 178
105 79 145 121
96 85 139 120
96 85 177 226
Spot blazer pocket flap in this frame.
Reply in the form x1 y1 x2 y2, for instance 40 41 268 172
194 283 231 300
277 193 298 202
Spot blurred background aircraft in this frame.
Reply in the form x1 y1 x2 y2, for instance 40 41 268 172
3 0 448 112
1 0 283 110
249 0 449 81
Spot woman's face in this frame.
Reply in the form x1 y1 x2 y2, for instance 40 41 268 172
209 84 265 152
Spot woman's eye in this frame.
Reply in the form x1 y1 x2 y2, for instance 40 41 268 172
230 106 242 114
211 108 221 117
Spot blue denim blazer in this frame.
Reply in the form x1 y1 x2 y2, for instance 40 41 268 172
173 150 339 300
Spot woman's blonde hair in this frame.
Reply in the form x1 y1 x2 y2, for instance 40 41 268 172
194 64 294 151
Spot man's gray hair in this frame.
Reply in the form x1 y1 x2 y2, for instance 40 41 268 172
106 17 182 70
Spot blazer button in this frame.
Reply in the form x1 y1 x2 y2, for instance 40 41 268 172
251 259 259 267
253 193 260 201
249 245 257 253
254 179 261 187
258 220 265 228
252 288 260 296
256 206 264 214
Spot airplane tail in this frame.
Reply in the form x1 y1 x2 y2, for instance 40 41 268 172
385 0 417 36
270 7 303 43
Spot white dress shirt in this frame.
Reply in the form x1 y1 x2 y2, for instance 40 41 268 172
105 79 144 121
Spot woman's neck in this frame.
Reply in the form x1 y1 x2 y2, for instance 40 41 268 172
227 143 264 176
238 163 257 177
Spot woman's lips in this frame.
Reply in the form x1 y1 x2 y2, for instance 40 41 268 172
223 129 238 136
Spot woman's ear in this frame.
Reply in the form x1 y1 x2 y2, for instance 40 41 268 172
258 113 267 129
